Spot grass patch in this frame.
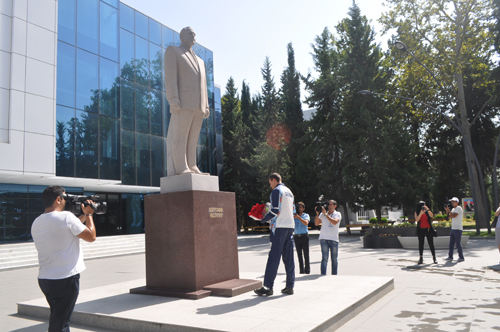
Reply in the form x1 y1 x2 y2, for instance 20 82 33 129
463 230 496 237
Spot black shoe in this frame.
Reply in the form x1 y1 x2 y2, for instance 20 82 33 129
254 287 273 296
418 257 423 264
281 287 294 295
433 256 438 264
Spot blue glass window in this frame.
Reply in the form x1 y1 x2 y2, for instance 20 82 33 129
135 36 149 86
149 19 161 46
150 89 162 136
120 3 134 32
162 26 174 48
205 49 214 108
100 2 119 62
120 29 135 80
193 44 205 61
149 43 162 91
151 135 164 186
214 86 221 135
75 110 98 178
163 92 170 137
56 105 76 177
135 83 150 133
216 134 223 164
99 57 119 117
56 41 76 108
135 11 148 40
58 0 76 45
173 31 181 46
76 49 99 112
196 145 208 174
77 0 99 54
120 78 134 130
101 0 118 8
136 133 150 186
100 115 120 180
121 129 136 185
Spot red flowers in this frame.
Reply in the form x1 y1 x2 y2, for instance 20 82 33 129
248 203 266 221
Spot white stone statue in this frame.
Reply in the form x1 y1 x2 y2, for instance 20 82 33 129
164 27 210 176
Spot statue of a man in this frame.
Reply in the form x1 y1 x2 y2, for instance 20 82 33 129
164 27 209 176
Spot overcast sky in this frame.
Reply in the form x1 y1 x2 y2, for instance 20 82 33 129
122 0 391 109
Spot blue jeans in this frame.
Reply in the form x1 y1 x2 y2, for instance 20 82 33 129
448 229 464 259
320 239 338 275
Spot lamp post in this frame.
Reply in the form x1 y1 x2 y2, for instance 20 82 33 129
359 90 489 234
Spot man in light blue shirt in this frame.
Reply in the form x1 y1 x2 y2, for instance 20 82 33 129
294 202 310 274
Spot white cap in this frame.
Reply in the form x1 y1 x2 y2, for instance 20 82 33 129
451 197 459 202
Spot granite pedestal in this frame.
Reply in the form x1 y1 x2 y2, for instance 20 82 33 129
130 189 260 299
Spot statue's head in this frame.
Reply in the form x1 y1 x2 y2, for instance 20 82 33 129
180 27 196 48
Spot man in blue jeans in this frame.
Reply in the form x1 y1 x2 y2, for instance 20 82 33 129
444 197 465 262
315 200 341 275
254 173 295 296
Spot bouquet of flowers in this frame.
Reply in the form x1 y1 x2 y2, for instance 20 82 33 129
248 202 271 221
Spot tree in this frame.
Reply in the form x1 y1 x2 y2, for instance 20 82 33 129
380 0 497 230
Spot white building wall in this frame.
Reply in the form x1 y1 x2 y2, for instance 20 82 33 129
0 0 58 176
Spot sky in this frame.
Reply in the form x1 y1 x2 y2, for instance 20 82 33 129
122 0 390 109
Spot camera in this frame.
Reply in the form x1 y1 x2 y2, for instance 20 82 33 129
444 197 452 210
64 194 107 215
315 195 328 213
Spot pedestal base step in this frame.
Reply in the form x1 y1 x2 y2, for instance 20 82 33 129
202 279 262 297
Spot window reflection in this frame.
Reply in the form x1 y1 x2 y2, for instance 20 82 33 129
121 129 136 185
206 49 214 108
57 41 76 108
135 83 150 133
77 0 99 54
135 36 149 86
58 0 76 45
136 133 150 186
151 136 164 186
100 2 119 62
102 0 119 9
99 57 119 117
76 49 98 112
75 110 98 178
120 78 135 130
149 43 162 91
120 3 134 32
120 29 135 80
135 11 148 40
100 115 120 180
162 26 174 48
149 19 161 46
150 89 162 136
56 105 76 177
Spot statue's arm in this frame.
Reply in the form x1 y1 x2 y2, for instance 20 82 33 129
164 46 180 108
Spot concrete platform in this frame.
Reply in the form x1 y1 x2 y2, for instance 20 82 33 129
17 272 393 332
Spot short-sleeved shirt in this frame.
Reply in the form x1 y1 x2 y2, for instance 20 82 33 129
451 206 463 230
496 207 500 229
318 211 341 242
294 213 310 235
31 211 87 279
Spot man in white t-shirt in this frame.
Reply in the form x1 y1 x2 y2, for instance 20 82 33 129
31 186 96 332
444 197 464 262
315 200 341 275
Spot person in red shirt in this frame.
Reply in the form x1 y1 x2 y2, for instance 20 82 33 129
414 201 437 264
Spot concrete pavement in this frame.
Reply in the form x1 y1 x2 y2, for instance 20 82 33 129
1 231 500 331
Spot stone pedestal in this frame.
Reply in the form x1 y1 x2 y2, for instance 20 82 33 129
130 190 260 299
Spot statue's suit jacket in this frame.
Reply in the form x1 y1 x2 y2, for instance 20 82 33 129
164 44 209 112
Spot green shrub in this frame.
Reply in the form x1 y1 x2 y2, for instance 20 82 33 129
369 217 388 224
434 215 447 219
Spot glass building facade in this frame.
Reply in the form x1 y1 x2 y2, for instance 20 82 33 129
0 0 222 242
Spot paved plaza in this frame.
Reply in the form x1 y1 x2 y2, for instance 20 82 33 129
1 230 500 331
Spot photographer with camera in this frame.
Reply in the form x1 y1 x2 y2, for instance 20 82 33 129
314 200 341 275
415 201 437 265
293 202 310 274
443 197 465 262
31 186 97 332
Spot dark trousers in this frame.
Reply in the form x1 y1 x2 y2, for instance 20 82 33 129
294 234 310 274
38 274 80 332
263 228 295 289
448 229 464 259
417 227 436 258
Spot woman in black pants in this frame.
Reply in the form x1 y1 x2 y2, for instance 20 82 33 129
414 201 437 264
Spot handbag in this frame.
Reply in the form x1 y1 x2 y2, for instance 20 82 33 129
492 216 498 228
431 227 437 237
